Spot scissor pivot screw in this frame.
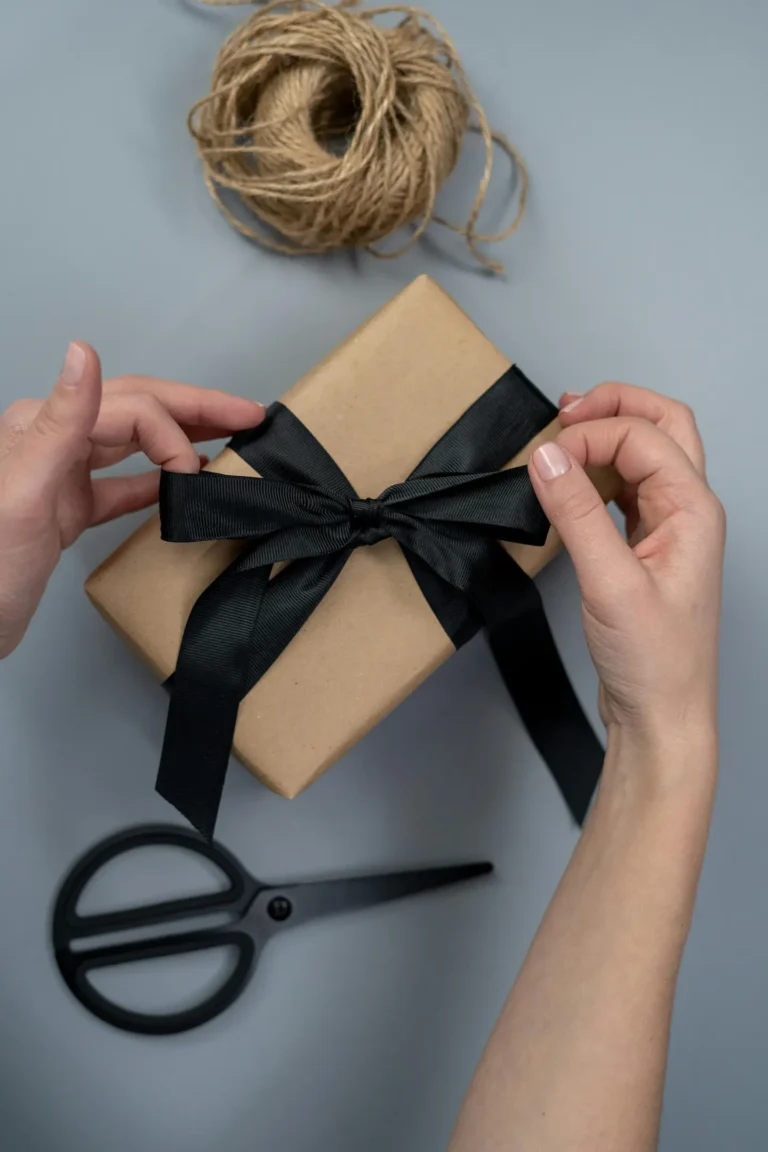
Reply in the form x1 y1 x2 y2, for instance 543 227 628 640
267 896 293 922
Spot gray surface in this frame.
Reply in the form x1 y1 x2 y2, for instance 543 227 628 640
0 0 766 1149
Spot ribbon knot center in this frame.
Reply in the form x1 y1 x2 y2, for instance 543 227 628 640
348 497 388 545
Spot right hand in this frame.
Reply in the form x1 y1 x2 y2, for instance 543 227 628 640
528 383 725 769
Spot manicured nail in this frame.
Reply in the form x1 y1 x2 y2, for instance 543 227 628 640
561 394 584 413
61 341 87 387
533 443 571 480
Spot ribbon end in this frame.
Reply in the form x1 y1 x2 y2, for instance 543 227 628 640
156 691 239 843
155 777 219 844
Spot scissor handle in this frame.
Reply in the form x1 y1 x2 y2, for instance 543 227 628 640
51 824 262 1035
57 924 258 1035
53 825 256 942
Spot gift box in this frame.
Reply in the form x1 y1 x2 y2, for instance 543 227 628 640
86 275 619 838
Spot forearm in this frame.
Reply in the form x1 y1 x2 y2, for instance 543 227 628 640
449 725 717 1152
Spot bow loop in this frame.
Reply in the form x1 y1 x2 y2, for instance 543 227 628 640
382 468 550 544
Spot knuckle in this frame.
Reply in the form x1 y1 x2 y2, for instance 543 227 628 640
104 374 154 396
702 490 726 533
593 380 632 405
1 402 35 449
624 564 653 600
133 392 164 419
128 393 172 439
32 397 90 460
0 470 47 523
104 374 131 391
584 561 648 617
557 486 603 525
127 392 192 465
34 402 68 438
3 398 35 425
672 398 697 427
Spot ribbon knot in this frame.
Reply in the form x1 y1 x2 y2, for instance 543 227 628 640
348 497 388 544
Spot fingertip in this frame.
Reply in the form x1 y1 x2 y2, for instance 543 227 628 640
60 341 101 388
244 400 266 424
81 341 102 379
14 344 103 490
167 450 204 474
213 396 265 432
156 433 204 474
55 342 102 429
60 342 87 388
558 395 586 421
531 442 572 482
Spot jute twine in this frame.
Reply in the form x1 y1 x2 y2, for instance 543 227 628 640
189 0 527 271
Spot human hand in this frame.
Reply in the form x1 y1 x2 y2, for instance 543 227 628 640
0 341 264 658
528 383 725 774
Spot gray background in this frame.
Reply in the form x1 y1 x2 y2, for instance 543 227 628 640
0 1 766 1149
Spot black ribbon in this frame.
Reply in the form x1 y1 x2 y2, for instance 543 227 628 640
157 366 604 840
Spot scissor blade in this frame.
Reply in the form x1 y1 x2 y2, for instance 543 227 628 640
263 862 493 929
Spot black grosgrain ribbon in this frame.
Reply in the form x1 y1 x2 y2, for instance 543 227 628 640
157 366 604 840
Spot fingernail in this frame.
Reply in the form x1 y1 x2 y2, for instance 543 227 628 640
198 454 210 468
561 394 584 413
61 342 87 387
533 443 571 481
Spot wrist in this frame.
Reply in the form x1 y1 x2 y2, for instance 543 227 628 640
588 720 718 920
600 717 718 810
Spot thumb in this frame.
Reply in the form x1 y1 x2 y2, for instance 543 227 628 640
15 342 102 489
528 440 637 602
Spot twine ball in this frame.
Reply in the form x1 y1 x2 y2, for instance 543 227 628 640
189 0 527 271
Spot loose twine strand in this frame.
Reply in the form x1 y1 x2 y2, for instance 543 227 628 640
189 0 527 272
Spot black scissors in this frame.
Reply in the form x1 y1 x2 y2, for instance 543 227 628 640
52 824 492 1035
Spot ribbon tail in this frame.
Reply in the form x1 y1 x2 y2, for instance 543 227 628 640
400 546 483 650
157 557 271 840
242 549 352 688
399 521 603 824
482 553 604 825
158 549 352 840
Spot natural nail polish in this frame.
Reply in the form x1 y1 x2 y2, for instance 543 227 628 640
61 341 87 387
561 395 584 413
533 443 571 481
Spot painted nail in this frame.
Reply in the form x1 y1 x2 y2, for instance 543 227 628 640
61 341 87 387
561 395 584 413
533 442 571 480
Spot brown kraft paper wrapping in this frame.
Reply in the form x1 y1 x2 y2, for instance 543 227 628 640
86 275 620 799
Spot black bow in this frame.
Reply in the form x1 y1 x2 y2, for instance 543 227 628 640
160 462 550 570
157 366 604 839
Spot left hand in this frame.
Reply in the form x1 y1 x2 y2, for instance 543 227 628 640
0 341 265 657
